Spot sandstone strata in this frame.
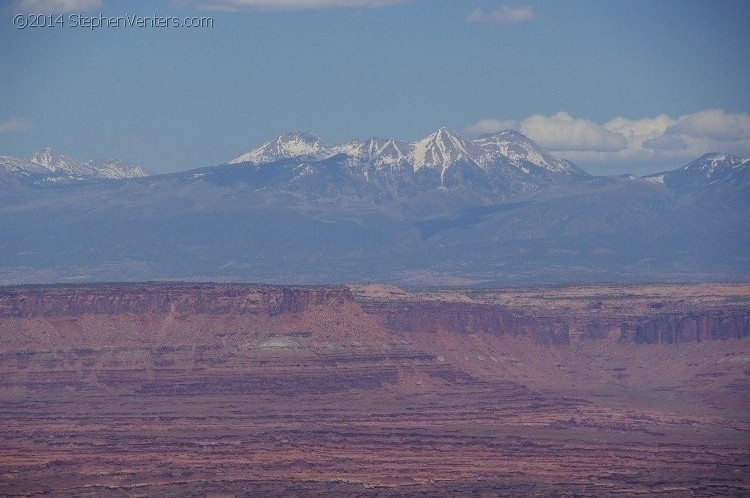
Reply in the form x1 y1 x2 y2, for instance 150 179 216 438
0 283 748 496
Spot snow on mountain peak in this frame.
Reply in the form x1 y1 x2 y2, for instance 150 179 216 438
376 138 410 164
684 152 745 178
642 151 748 189
228 128 587 184
230 131 328 165
329 139 365 157
29 148 83 174
83 159 152 179
29 147 54 167
410 128 478 174
471 129 578 175
332 137 411 169
0 148 150 182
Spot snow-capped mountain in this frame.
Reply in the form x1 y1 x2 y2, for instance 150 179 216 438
410 128 480 176
228 128 585 189
643 152 750 190
0 148 151 184
1 141 746 285
0 154 49 175
28 149 97 177
331 138 411 169
229 131 328 165
83 159 151 180
226 127 589 194
471 130 580 176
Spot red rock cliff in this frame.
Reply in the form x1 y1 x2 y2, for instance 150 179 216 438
0 283 351 318
361 300 571 345
620 312 750 344
1 284 748 347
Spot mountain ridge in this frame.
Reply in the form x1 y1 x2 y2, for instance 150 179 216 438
0 147 151 183
643 152 750 190
224 128 589 196
0 134 747 286
229 128 586 175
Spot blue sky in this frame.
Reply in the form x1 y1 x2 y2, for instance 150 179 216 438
1 0 749 174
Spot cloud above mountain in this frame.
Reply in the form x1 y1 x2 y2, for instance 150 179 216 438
666 109 750 142
0 117 33 135
465 5 535 25
170 0 408 10
520 112 627 152
467 109 750 173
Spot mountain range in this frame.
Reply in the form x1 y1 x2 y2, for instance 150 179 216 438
225 129 585 195
0 129 748 285
232 129 579 173
0 148 150 186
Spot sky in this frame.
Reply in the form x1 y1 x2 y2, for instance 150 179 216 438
1 0 749 175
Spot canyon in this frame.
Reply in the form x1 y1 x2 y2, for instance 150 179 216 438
0 283 748 496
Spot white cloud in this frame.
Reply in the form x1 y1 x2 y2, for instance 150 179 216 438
171 0 408 11
667 108 750 141
466 118 518 134
519 112 627 152
466 109 750 174
0 117 33 135
466 5 535 25
598 110 750 159
14 0 103 14
642 134 689 151
604 114 674 140
568 111 750 173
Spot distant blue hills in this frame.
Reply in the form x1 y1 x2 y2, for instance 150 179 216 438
1 129 748 285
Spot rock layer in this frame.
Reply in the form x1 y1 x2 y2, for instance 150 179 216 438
1 283 749 496
621 312 750 343
4 283 748 346
0 283 350 318
364 300 572 345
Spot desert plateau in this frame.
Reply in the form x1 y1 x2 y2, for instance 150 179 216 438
0 282 748 496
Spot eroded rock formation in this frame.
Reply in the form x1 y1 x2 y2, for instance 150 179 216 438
1 283 749 496
621 312 750 344
4 283 747 346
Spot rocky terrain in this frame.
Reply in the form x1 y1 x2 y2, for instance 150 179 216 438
0 283 748 496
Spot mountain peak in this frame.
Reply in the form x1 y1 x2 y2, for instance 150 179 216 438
683 152 745 176
83 159 152 179
0 149 150 182
230 131 328 165
30 147 58 162
226 128 587 186
329 137 410 169
643 151 748 190
689 151 742 165
433 127 462 141
411 128 477 174
29 148 82 174
279 130 323 142
471 130 582 176
490 129 529 141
